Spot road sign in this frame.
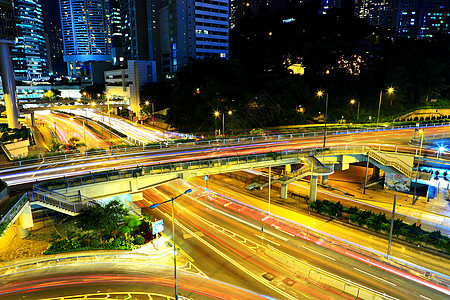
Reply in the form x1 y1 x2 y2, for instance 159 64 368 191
152 219 164 235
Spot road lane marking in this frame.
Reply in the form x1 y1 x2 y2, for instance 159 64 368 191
199 201 289 241
353 267 397 286
419 295 432 300
302 246 335 261
272 225 295 237
176 219 298 300
253 234 280 246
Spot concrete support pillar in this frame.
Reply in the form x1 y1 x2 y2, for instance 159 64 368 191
281 183 288 199
178 172 192 180
130 192 143 202
322 175 328 185
310 175 318 202
284 164 291 174
16 223 28 238
31 112 36 127
0 40 20 129
16 202 33 238
373 166 380 179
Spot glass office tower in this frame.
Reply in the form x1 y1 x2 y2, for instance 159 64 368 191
11 0 48 80
59 0 112 76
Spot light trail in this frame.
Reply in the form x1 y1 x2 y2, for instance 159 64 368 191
66 109 193 144
187 181 450 297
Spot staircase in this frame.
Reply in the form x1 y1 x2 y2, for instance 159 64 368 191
29 187 97 216
367 150 415 178
245 156 334 190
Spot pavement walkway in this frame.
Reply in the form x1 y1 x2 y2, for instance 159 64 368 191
0 217 181 270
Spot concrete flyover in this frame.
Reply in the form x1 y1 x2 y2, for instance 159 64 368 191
4 145 434 239
41 146 421 201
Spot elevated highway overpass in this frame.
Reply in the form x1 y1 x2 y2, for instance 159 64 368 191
1 124 450 237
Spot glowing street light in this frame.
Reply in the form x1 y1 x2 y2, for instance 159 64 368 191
316 91 328 148
214 110 232 136
412 129 424 204
106 94 113 152
376 87 394 128
149 189 193 300
350 99 360 121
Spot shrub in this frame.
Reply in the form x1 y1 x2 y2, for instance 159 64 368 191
0 179 7 191
113 237 122 247
134 235 145 245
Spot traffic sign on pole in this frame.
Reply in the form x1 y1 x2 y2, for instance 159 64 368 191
152 219 164 235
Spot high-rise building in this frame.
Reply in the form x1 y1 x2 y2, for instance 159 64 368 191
155 0 230 78
120 0 151 62
11 0 48 80
110 0 123 66
397 0 450 39
59 0 112 77
0 0 21 128
45 20 65 75
355 0 397 28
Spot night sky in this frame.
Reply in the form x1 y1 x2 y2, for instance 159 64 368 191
42 0 61 24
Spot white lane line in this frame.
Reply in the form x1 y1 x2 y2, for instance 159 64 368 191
353 267 397 286
302 246 335 261
201 202 289 241
253 234 280 246
419 295 432 300
272 225 295 237
176 219 298 300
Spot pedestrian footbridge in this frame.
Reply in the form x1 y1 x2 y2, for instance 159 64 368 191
1 145 430 239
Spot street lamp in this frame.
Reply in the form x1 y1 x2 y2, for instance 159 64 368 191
106 94 113 153
412 129 424 204
376 87 394 128
350 99 360 121
149 189 193 300
214 110 232 137
316 91 328 149
145 101 155 123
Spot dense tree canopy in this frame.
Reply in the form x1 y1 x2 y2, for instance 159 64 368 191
141 8 450 134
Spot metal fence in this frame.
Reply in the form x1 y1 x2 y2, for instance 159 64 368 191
29 188 97 214
0 193 28 231
34 145 427 192
3 121 449 170
36 148 340 191
266 245 398 300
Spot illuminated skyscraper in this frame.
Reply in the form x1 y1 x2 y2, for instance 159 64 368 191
59 0 112 76
0 0 20 128
11 0 48 80
397 0 450 39
155 0 230 78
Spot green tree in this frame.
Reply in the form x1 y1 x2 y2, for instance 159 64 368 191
120 215 142 247
49 138 63 152
66 137 86 150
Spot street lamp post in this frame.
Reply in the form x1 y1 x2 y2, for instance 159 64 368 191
107 95 113 153
149 189 193 300
214 110 232 137
317 91 328 149
387 195 397 259
412 129 424 204
376 87 394 128
350 99 360 121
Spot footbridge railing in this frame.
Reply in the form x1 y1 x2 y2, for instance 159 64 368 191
246 161 335 189
35 145 424 191
0 193 28 238
368 150 415 178
29 187 98 216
